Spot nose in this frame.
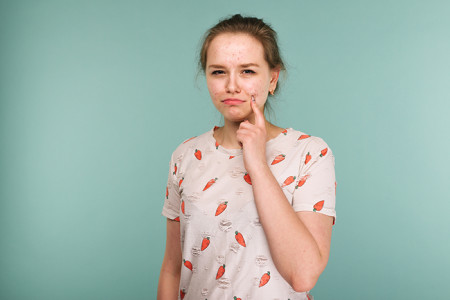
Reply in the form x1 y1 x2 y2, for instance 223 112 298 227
225 73 241 94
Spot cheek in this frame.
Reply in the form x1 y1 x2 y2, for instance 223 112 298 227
241 79 266 97
206 81 221 97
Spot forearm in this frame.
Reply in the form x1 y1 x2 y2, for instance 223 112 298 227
157 267 180 300
158 219 182 300
249 164 326 291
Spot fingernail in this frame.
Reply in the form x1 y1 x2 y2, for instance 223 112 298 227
251 95 256 102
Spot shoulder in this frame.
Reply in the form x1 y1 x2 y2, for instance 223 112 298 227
287 128 333 156
170 128 214 160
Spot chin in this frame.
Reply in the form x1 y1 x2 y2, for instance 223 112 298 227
222 108 252 122
224 113 250 123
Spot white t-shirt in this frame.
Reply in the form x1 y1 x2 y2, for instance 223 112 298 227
162 127 336 300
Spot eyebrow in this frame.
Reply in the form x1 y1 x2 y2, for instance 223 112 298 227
207 63 260 69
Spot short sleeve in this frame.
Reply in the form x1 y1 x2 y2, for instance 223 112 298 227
162 153 181 221
292 138 337 224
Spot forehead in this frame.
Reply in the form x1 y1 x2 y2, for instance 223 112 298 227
206 33 265 65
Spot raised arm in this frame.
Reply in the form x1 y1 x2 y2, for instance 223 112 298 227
237 98 334 292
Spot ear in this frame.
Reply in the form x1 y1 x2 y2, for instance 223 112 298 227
269 67 280 91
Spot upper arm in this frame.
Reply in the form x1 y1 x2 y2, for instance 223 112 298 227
296 211 333 272
162 154 182 221
292 137 336 273
291 138 336 220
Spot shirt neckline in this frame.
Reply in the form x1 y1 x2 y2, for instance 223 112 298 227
207 126 292 156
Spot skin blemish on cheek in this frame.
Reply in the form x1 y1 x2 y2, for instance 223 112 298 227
248 89 258 100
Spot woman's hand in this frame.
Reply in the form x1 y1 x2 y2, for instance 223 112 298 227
236 96 268 174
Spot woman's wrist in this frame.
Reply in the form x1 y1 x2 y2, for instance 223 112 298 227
247 161 272 180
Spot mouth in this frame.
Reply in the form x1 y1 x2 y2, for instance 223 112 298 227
222 98 245 105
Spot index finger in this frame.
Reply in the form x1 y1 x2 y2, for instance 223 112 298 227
251 95 266 128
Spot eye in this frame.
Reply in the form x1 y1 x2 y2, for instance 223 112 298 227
242 69 255 74
211 70 225 75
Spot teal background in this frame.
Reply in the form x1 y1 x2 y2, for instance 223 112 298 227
1 0 449 299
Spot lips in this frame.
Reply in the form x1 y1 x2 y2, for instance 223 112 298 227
222 98 245 105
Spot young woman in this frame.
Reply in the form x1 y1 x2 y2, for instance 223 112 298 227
158 14 336 300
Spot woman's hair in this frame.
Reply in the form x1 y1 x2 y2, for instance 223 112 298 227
199 14 286 97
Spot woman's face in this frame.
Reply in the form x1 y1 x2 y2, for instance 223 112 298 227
205 33 279 123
